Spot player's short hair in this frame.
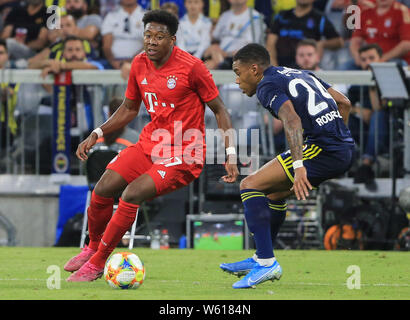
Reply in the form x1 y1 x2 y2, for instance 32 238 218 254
358 43 383 57
142 9 179 36
296 39 318 51
233 43 270 67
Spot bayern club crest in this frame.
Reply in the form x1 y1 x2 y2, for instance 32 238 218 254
166 75 177 89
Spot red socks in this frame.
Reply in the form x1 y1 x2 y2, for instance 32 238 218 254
87 191 115 251
89 198 139 268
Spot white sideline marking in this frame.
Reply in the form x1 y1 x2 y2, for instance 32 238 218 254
0 278 409 287
0 278 48 281
285 282 410 287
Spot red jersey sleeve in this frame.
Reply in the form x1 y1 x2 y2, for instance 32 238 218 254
189 61 219 103
125 59 142 102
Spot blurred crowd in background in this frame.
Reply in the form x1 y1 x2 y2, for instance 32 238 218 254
0 0 409 73
0 0 409 186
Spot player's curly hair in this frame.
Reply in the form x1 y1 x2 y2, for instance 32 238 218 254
142 9 179 36
233 43 270 67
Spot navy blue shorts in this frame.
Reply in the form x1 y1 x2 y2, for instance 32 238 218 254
277 143 355 188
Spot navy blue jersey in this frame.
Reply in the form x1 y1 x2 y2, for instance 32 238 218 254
256 66 354 151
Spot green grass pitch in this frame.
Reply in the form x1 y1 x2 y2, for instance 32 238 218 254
0 247 409 300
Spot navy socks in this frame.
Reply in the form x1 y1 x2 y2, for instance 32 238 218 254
241 189 273 259
268 198 287 248
241 189 287 259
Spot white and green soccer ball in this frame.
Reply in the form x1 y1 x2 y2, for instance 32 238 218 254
104 252 145 289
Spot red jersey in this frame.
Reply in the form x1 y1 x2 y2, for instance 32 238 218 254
125 46 219 162
352 1 410 63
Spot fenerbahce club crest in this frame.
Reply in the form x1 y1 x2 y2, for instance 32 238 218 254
166 75 177 89
54 152 69 173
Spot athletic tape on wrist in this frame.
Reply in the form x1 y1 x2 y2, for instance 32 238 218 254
293 160 304 169
92 127 103 138
226 147 236 156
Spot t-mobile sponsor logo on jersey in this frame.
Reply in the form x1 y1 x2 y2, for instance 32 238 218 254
144 92 175 113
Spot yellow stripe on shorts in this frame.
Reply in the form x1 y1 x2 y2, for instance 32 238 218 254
277 154 295 183
305 146 322 159
283 144 316 166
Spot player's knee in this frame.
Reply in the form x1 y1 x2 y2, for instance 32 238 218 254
121 174 157 205
240 175 256 191
93 170 127 199
121 184 154 205
121 189 141 205
93 179 113 198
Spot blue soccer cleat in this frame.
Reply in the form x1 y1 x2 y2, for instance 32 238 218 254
220 257 259 277
232 260 282 289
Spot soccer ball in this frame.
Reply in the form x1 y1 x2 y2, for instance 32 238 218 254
104 252 145 289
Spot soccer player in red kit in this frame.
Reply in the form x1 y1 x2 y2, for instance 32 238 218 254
64 10 239 282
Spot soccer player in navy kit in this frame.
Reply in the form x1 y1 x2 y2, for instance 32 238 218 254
220 43 355 289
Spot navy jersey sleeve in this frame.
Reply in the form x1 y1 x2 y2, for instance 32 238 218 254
257 81 290 118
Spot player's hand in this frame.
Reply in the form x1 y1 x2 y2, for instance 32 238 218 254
221 155 239 183
291 166 312 201
76 132 98 161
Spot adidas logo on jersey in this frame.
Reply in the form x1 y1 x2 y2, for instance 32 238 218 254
141 78 148 85
157 170 166 179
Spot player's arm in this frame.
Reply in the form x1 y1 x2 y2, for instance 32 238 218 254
327 87 352 126
277 100 304 163
277 100 312 200
207 96 239 183
76 97 141 161
100 98 141 134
